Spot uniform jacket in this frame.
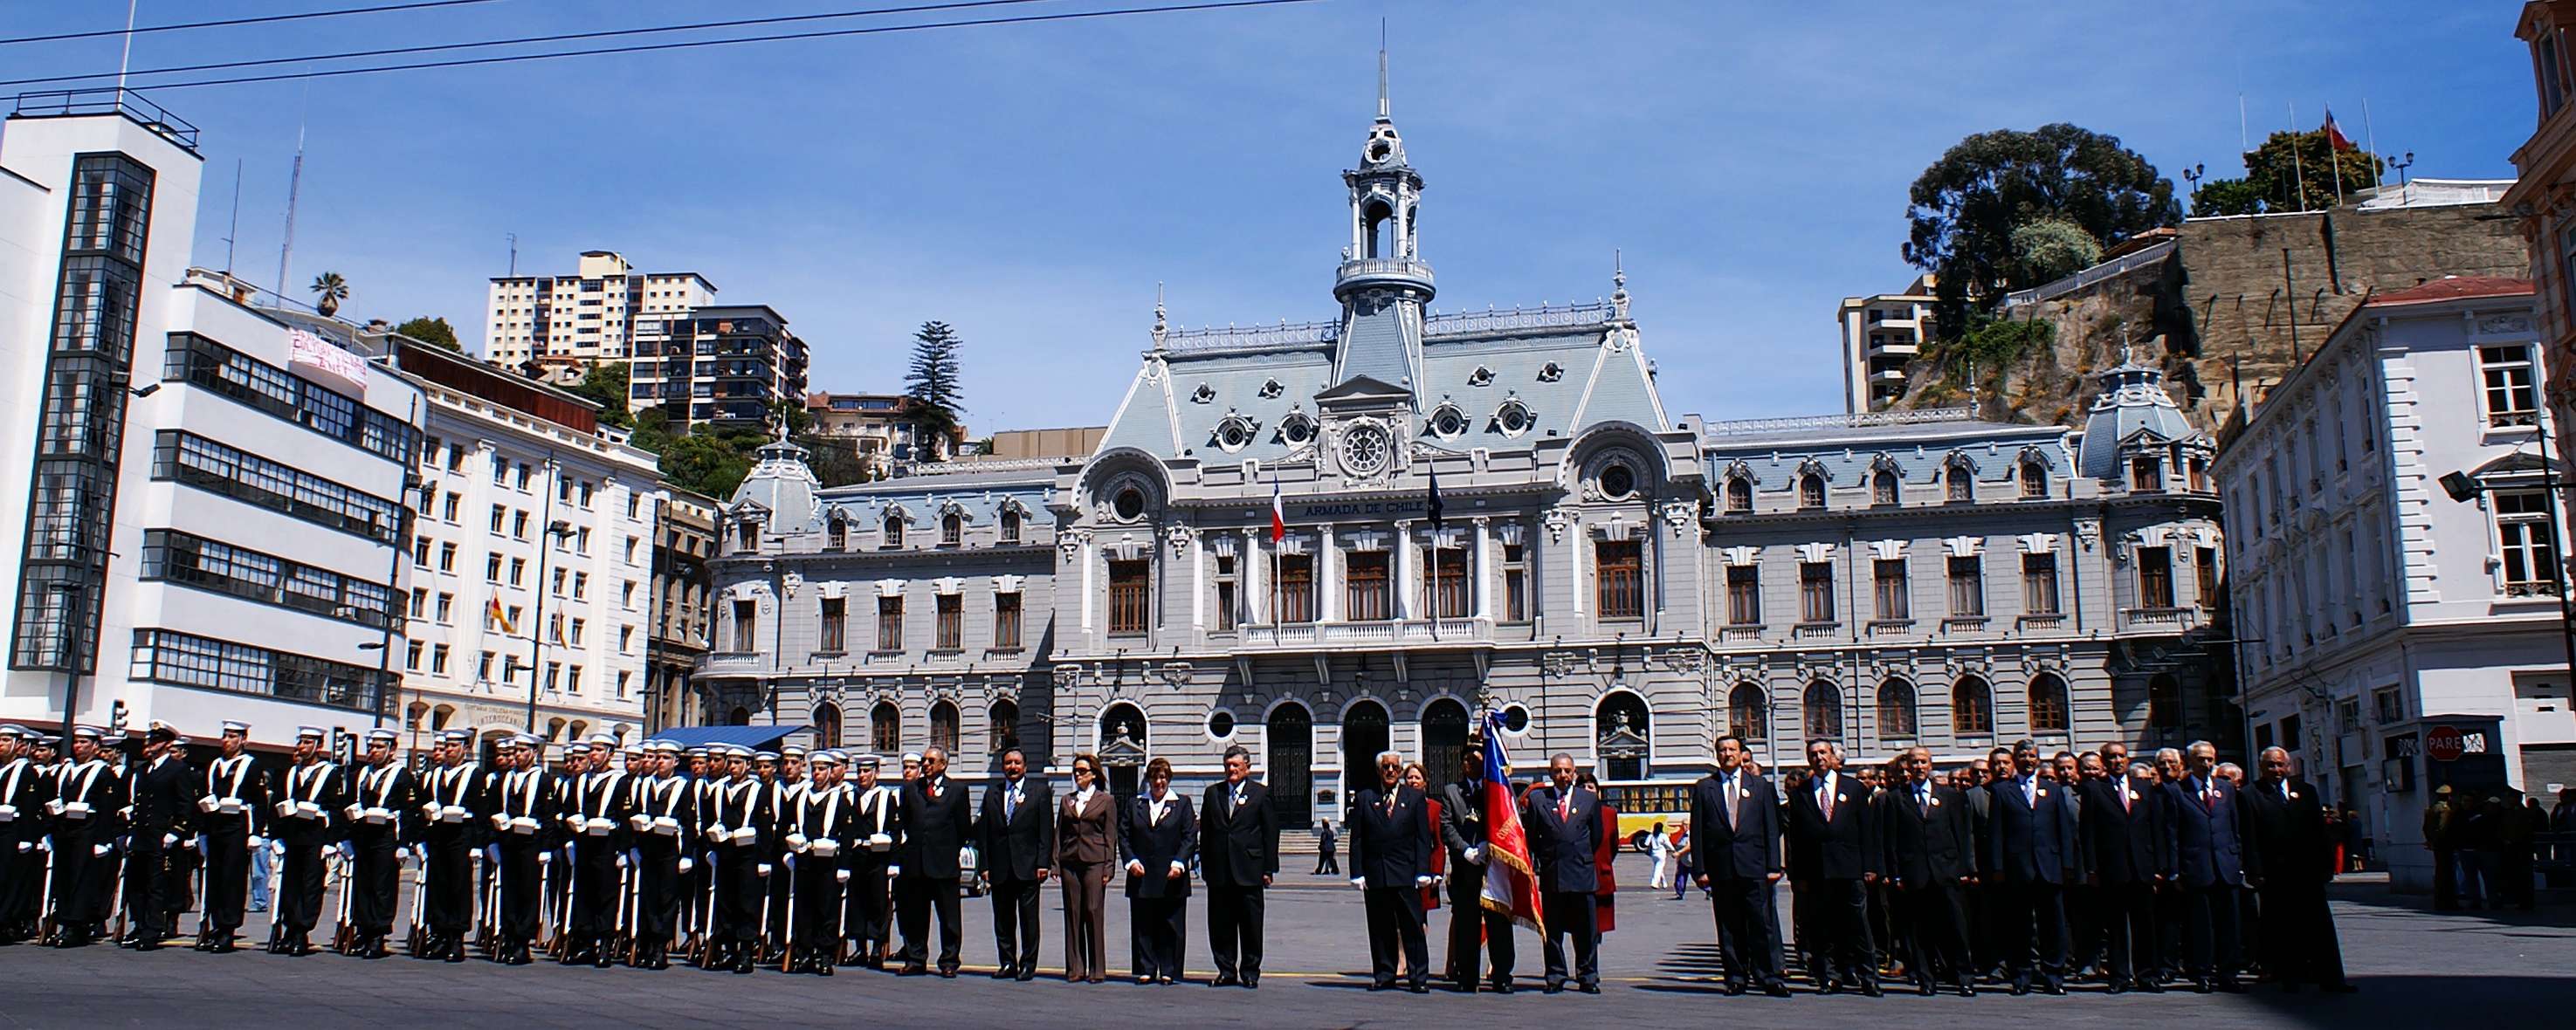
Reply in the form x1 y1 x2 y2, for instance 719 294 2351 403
976 775 1055 882
1347 784 1435 889
348 761 417 847
897 774 974 878
270 760 346 848
1877 779 1973 886
848 783 901 868
196 752 268 841
1523 783 1603 895
417 760 487 848
1686 769 1781 880
791 783 860 874
1785 769 1878 882
700 776 771 857
1119 790 1197 899
1197 778 1278 887
629 773 699 855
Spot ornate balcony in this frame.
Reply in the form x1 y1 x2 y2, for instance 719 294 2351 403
1334 257 1435 295
1236 617 1488 649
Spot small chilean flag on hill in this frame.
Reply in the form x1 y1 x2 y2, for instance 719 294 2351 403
2322 107 2355 151
1270 477 1286 543
1478 710 1545 935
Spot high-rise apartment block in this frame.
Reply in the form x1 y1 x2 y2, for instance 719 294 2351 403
1836 274 1936 414
482 250 714 384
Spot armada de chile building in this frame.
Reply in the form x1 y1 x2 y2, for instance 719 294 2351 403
698 97 2233 826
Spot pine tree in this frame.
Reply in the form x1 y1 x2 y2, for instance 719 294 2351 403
903 320 964 462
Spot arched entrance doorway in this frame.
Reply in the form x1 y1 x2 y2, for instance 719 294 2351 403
1099 703 1149 799
1340 700 1390 816
1268 703 1313 829
1595 691 1651 780
1421 698 1470 785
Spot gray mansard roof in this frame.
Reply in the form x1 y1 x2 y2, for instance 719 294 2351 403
2077 358 2205 479
1702 411 2075 488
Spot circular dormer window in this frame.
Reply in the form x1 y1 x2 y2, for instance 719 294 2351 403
1496 400 1533 436
1367 138 1394 163
1216 415 1255 452
1112 487 1147 521
1428 405 1467 440
1280 413 1316 445
1601 464 1637 501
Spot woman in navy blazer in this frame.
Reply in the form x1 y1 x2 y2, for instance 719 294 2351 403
1119 757 1196 985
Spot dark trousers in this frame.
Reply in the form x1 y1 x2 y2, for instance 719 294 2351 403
1540 890 1600 988
568 841 618 939
278 841 327 936
790 863 844 953
896 874 961 969
202 831 251 932
2154 882 2186 978
1995 879 2069 981
2256 882 2347 986
1445 882 1514 984
1059 863 1107 980
710 848 763 944
496 842 542 942
1130 894 1187 979
634 843 679 942
1893 882 1973 984
2066 882 2101 972
766 852 793 944
1 848 44 928
2090 880 2157 984
124 838 169 938
989 875 1042 971
1362 885 1429 987
2180 882 2242 979
1708 876 1781 987
422 840 473 934
1206 882 1265 979
846 859 892 950
350 838 399 937
1315 846 1339 875
1799 877 1876 983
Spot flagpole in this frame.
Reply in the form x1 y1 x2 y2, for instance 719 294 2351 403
2328 104 2345 209
2362 97 2380 186
2288 100 2306 212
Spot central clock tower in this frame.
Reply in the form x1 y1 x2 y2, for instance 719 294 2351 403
1329 49 1434 408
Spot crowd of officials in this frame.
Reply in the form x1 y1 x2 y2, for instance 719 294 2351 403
0 718 2367 998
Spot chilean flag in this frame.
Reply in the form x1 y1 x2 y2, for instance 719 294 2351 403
1270 477 1286 544
2322 107 2355 151
1478 711 1545 935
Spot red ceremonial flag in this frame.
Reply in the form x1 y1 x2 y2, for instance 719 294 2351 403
1270 477 1287 544
1478 711 1545 935
2322 107 2355 151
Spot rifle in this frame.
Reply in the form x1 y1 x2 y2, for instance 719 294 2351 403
107 839 128 944
536 851 557 957
403 846 426 956
780 854 797 972
36 840 55 944
755 862 772 963
615 855 635 965
331 847 355 954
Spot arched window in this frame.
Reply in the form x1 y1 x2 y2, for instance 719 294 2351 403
999 508 1023 544
1946 464 1973 503
988 698 1019 755
1422 698 1471 781
929 699 960 754
727 706 752 727
870 701 899 754
1803 681 1843 739
1872 470 1899 506
940 513 963 547
813 702 843 749
406 701 430 730
2020 457 2049 498
1877 679 1917 740
2148 673 2182 730
568 720 588 740
430 704 456 731
1363 199 1393 258
827 516 847 551
1799 473 1827 510
1951 676 1994 737
1725 476 1753 513
2029 673 2070 734
1594 692 1651 780
1727 683 1767 741
883 513 904 549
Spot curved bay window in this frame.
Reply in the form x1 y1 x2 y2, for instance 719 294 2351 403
1951 676 1994 738
1877 679 1917 740
870 701 900 753
1803 681 1843 740
1727 683 1767 742
2028 673 2071 735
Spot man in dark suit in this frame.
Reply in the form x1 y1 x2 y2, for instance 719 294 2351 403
121 724 193 951
1199 745 1278 987
2161 740 2253 992
2077 749 2163 992
1525 752 1602 994
1348 749 1434 992
1986 742 2081 994
1690 733 1786 996
2243 747 2354 992
1787 738 1880 995
898 745 974 976
976 747 1053 981
1877 746 1976 995
1438 744 1512 992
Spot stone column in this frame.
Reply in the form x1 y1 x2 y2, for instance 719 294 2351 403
1393 518 1415 621
1188 531 1205 631
1473 517 1492 621
1243 527 1264 624
1319 523 1340 622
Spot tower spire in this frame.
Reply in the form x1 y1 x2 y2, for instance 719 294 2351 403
1376 39 1390 122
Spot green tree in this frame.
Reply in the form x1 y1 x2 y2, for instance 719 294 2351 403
2008 217 2104 287
309 271 349 318
903 320 965 462
658 431 753 498
2192 129 2385 216
1904 124 2179 331
394 316 460 351
571 361 637 430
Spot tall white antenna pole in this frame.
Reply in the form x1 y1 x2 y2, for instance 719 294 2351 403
2238 93 2249 153
276 84 309 304
117 0 138 92
2362 97 2380 185
223 157 241 274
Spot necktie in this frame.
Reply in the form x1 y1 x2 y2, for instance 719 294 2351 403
2122 782 2132 814
2023 778 2035 807
1557 791 1570 821
1231 786 1243 815
1004 783 1018 822
1917 786 1930 819
1727 775 1743 828
1820 777 1834 821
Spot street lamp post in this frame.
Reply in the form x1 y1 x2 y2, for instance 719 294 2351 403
526 517 572 733
2439 439 2576 692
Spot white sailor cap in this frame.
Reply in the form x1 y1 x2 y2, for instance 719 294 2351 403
567 742 593 756
816 750 848 766
901 752 922 764
853 754 881 769
0 724 25 738
585 732 616 748
780 745 808 759
295 725 327 741
685 746 710 758
754 750 780 762
620 743 644 756
37 735 61 747
365 729 398 744
220 720 251 734
437 730 472 745
721 745 752 759
645 740 679 755
515 733 544 748
72 726 102 741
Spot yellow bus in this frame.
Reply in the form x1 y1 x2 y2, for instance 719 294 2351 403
1597 780 1692 851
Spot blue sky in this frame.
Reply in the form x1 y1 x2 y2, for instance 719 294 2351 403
1 0 2532 431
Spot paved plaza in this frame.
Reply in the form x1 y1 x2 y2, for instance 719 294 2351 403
1 855 2570 1027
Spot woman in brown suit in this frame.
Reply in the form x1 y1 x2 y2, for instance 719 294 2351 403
1055 752 1117 983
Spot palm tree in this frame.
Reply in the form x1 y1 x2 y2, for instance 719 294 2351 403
309 271 348 318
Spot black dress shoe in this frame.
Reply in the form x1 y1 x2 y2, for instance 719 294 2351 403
1579 983 1601 994
1407 982 1429 994
899 964 928 976
2010 978 2031 996
816 962 833 977
1214 972 1241 987
1016 970 1037 982
993 965 1016 979
938 965 959 978
1545 981 1565 994
1766 982 1793 998
2044 979 2067 995
1917 980 1938 997
2192 978 2214 993
1859 979 1884 998
1957 981 1977 997
2138 979 2165 993
1722 982 1746 997
1491 980 1512 994
1367 981 1394 992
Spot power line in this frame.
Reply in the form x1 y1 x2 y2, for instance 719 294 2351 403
2 0 1057 89
10 0 1327 96
0 0 506 47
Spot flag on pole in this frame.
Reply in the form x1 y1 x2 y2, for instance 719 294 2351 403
488 596 515 635
1270 477 1287 544
1478 711 1545 935
2321 107 2355 151
1425 461 1445 532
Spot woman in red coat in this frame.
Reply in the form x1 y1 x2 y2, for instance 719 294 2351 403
1582 772 1618 933
1406 763 1443 914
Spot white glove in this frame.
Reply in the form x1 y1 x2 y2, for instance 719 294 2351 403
866 833 893 848
756 862 773 878
1464 846 1484 865
887 865 901 877
399 848 415 868
13 841 27 853
35 838 51 854
414 845 430 866
162 833 178 848
1350 877 1367 891
249 834 266 853
1169 861 1187 876
835 869 851 884
1126 860 1146 876
615 853 628 869
677 857 694 874
784 833 809 852
536 851 552 866
270 839 286 856
93 843 112 857
1414 875 1434 889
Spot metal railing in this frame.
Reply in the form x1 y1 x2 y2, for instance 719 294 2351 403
1335 257 1435 284
1424 299 1619 337
1236 618 1489 648
1164 319 1340 352
2003 239 2176 308
11 88 200 151
1705 406 1976 439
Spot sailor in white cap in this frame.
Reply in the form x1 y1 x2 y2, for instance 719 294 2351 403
192 719 265 952
783 749 855 975
416 728 482 962
624 738 692 970
558 732 632 967
842 752 901 969
699 742 771 973
0 726 40 944
265 726 345 956
485 731 554 965
116 721 193 951
37 727 118 947
341 728 414 958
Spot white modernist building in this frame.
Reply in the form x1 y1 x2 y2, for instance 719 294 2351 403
1836 275 1936 415
2215 275 2574 892
1 93 424 751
